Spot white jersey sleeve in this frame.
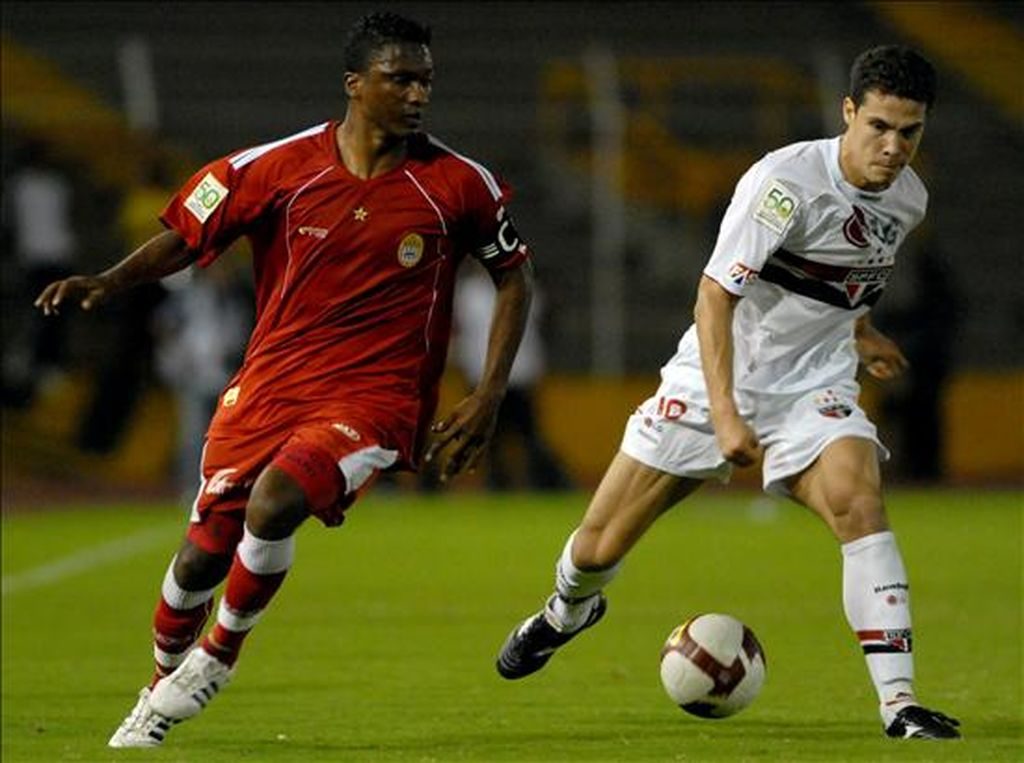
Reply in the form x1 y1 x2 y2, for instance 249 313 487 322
703 159 804 296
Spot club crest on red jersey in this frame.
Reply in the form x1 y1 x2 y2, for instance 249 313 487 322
397 233 425 268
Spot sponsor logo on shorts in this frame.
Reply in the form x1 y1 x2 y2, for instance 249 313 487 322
185 172 229 224
397 233 424 268
814 389 852 419
656 396 687 420
332 422 362 441
205 468 238 495
641 413 664 434
636 427 660 445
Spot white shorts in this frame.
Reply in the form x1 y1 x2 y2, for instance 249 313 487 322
619 373 889 497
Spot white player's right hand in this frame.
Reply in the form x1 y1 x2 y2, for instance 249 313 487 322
713 414 763 467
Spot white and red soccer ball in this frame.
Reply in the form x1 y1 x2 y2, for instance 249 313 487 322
659 613 766 718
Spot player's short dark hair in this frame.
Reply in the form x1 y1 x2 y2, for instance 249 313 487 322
849 45 937 110
343 11 432 73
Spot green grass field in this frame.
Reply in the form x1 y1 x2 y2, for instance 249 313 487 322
2 489 1021 762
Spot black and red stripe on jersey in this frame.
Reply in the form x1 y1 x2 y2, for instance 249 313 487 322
760 248 893 310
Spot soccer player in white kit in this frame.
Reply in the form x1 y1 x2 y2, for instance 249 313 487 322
497 45 960 740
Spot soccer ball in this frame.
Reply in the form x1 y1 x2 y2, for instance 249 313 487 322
659 613 766 718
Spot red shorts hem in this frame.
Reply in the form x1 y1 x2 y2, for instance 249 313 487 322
187 509 245 556
271 440 349 527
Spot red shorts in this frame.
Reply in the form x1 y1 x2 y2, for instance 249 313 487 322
187 417 400 555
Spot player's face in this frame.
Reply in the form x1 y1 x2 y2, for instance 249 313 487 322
841 90 926 192
348 43 433 137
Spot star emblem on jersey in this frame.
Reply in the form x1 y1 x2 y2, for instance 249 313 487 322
353 206 368 221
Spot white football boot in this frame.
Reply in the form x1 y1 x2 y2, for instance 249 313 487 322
149 648 234 721
107 687 176 748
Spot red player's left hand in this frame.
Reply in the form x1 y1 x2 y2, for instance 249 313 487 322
423 391 503 484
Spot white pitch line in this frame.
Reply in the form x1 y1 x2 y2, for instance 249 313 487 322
2 522 181 597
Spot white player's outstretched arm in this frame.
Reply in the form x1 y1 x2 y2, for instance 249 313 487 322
694 275 763 466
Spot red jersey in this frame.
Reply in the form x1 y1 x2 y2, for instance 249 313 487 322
161 122 529 468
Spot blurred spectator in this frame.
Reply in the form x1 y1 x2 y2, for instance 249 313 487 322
452 260 572 491
153 259 252 500
2 138 78 406
75 152 172 453
877 237 959 481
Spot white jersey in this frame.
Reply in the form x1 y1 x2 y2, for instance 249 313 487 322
664 136 927 396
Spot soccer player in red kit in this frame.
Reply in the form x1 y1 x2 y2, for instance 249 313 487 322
35 12 534 748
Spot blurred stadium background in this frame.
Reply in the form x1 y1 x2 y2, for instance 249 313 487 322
2 0 1022 503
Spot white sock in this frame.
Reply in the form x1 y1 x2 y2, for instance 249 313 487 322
547 530 621 632
154 556 216 674
841 531 916 717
